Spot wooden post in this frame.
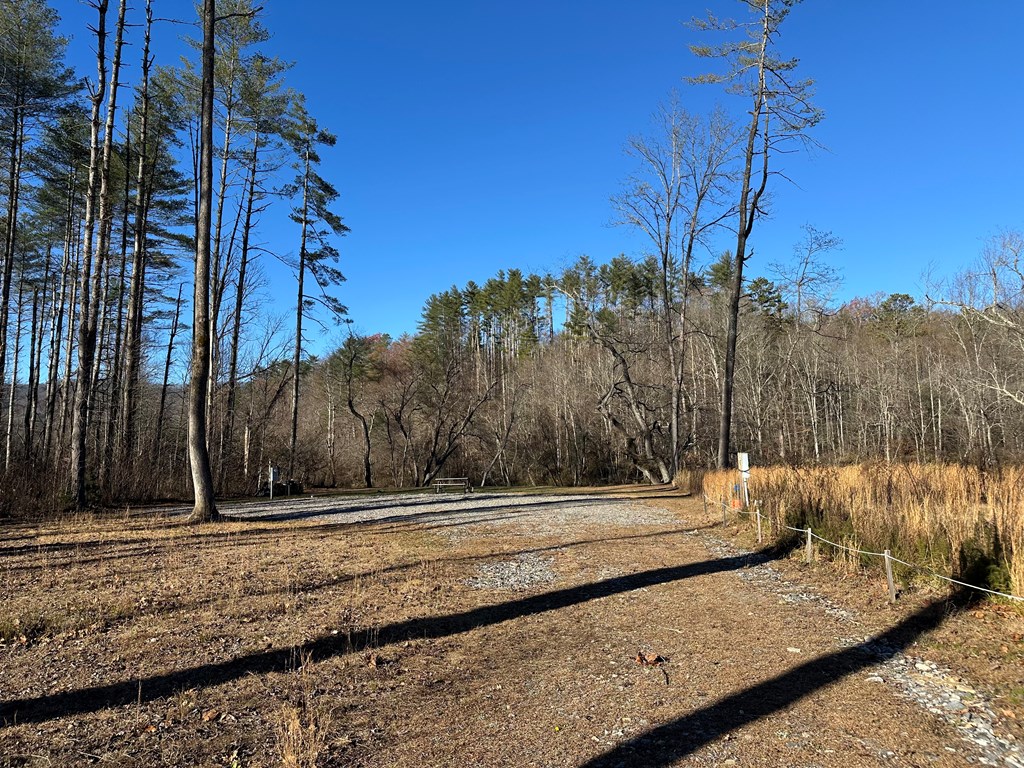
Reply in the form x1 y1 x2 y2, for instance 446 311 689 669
756 501 763 544
884 549 897 603
702 495 708 517
722 500 728 527
805 527 813 564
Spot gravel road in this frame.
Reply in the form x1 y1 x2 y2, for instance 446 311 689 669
214 490 679 529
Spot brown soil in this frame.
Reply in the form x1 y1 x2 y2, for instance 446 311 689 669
1 488 1021 767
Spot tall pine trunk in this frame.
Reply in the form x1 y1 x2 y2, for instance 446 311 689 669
121 0 155 474
289 141 310 481
70 0 112 508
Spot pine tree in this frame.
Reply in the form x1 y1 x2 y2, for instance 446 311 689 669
283 97 347 481
689 0 823 468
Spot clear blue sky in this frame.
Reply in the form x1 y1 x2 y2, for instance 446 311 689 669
57 1 1024 343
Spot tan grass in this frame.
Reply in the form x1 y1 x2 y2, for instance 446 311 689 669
672 467 706 496
702 463 1023 597
275 652 332 768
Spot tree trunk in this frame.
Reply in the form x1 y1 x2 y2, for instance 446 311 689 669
71 0 115 509
5 281 24 470
153 284 183 459
222 132 260 484
716 8 771 470
187 0 220 522
120 0 154 475
289 141 310 481
24 279 44 462
0 109 26 436
43 201 74 462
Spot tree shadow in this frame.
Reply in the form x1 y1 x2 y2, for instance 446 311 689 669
1 541 789 727
126 525 716 623
578 588 978 767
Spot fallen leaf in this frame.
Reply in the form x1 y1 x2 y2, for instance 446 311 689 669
635 651 668 666
1002 709 1017 720
202 709 219 722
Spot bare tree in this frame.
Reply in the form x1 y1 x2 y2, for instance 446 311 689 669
933 231 1024 410
612 98 737 476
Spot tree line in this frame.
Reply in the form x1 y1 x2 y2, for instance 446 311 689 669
1 0 1021 516
292 235 1024 490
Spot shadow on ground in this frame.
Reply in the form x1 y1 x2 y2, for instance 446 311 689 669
579 588 976 767
2 542 789 726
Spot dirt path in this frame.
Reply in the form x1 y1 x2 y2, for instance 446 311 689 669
1 489 1021 767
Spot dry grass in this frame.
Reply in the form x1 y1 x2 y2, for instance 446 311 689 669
702 463 1024 597
275 653 333 768
672 467 706 496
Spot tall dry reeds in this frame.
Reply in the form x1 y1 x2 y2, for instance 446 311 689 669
702 463 1022 597
673 467 706 496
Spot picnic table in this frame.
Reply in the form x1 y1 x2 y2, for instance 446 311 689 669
433 477 473 494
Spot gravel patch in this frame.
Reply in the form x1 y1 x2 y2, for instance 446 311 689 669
464 552 557 591
857 650 1024 768
687 529 859 623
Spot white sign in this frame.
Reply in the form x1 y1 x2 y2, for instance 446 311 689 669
737 452 751 506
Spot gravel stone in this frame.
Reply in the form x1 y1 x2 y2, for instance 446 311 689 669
465 553 557 591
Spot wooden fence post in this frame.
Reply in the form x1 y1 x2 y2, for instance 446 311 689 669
702 495 708 517
756 501 763 544
722 500 728 526
805 527 813 564
884 550 897 603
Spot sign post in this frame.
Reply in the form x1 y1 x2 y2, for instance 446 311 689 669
269 462 279 500
737 452 751 508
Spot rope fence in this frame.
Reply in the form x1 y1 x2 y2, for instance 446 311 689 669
702 494 1024 604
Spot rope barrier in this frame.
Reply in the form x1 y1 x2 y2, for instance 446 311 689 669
702 494 1024 603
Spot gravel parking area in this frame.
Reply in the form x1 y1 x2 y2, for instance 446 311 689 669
214 490 680 530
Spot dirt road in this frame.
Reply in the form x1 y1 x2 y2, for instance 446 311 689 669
1 488 1021 766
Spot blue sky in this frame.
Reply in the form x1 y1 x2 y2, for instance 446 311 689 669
56 1 1024 343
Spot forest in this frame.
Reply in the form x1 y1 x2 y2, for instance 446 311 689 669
0 0 1022 518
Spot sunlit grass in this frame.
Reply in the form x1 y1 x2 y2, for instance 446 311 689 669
701 463 1023 597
